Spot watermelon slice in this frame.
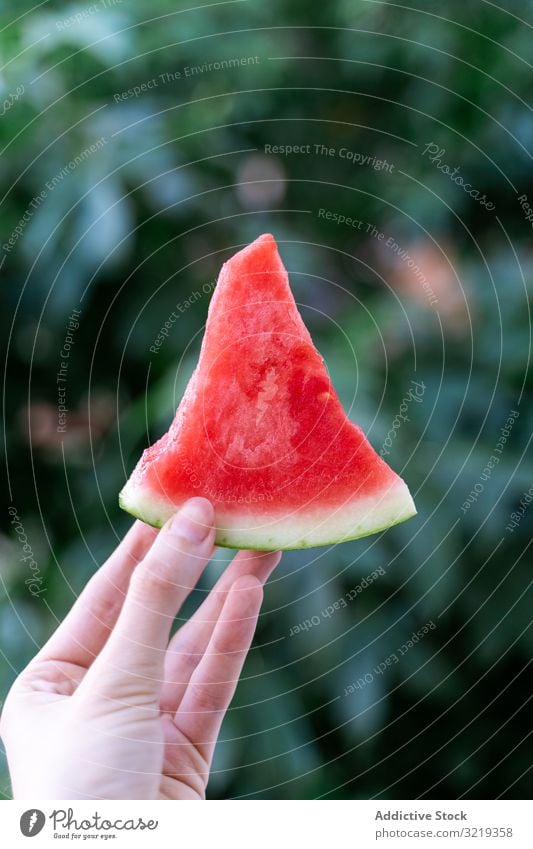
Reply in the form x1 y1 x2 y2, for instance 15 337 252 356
119 234 416 549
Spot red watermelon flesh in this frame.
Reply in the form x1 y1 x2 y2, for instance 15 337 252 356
119 234 416 549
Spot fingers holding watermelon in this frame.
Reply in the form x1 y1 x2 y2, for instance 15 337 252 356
1 498 281 798
80 498 217 695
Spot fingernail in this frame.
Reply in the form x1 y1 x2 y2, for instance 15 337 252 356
172 498 214 544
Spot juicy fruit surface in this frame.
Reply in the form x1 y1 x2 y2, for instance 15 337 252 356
120 234 416 548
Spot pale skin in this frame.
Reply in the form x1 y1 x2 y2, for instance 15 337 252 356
0 498 281 799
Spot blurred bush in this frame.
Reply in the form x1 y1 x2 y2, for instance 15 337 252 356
1 0 532 798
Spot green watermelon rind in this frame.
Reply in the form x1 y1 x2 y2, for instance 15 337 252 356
119 479 417 551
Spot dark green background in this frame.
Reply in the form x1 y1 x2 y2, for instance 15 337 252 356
1 0 532 799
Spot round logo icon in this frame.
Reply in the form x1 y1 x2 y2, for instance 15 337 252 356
20 809 46 837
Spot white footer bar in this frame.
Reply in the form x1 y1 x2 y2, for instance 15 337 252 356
2 799 531 849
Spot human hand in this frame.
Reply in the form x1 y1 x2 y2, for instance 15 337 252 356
0 498 280 799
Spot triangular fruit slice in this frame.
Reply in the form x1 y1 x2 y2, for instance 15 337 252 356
119 234 416 549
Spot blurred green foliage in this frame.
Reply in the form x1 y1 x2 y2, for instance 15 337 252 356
1 0 532 799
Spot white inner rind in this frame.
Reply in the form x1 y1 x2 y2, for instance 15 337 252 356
119 477 416 550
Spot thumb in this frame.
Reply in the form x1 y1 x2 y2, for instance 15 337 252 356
80 498 215 696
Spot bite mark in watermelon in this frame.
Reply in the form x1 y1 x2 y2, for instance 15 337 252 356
119 234 416 549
